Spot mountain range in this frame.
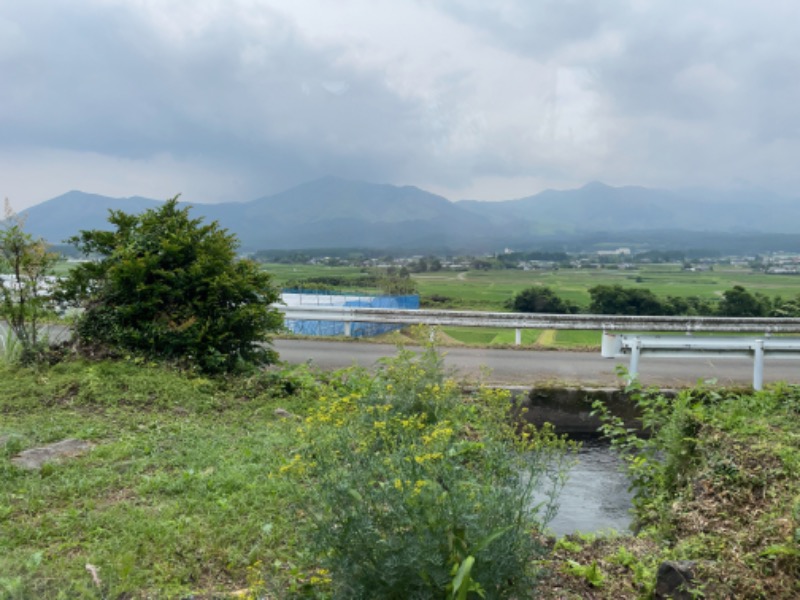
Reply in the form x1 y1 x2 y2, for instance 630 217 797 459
17 176 800 253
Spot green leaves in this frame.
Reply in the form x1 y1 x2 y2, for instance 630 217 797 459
508 286 578 314
564 559 606 588
282 347 570 598
0 201 58 364
61 196 283 373
450 556 482 600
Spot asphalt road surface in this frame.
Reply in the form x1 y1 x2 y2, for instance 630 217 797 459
273 338 800 388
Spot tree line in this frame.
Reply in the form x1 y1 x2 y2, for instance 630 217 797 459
508 283 800 317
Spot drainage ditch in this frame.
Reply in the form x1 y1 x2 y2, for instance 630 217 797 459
513 387 663 536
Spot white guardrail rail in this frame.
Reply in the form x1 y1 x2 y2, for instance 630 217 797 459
601 334 800 390
277 305 800 390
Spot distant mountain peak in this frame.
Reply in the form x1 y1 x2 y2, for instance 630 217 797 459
580 181 611 191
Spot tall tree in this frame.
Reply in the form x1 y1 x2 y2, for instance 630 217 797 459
717 285 768 317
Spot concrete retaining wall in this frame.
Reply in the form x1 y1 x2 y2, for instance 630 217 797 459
509 387 665 434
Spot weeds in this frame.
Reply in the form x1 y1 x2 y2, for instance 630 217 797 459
1 348 575 599
280 345 573 599
582 375 800 598
591 371 705 530
0 328 21 365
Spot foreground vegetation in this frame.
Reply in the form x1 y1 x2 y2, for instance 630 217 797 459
538 379 800 598
4 351 800 597
1 359 303 597
1 349 573 598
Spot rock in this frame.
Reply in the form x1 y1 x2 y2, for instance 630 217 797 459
10 438 94 470
274 408 299 420
655 560 696 599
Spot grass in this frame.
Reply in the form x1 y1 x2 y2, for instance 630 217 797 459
0 360 318 598
416 265 800 310
0 352 570 598
552 330 602 349
4 352 800 596
441 326 543 346
439 327 598 349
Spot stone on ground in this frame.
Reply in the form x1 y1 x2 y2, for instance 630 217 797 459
10 438 94 470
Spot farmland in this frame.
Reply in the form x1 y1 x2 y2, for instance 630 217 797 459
266 262 800 349
266 262 800 311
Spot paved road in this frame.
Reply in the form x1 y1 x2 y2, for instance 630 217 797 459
12 323 798 388
273 338 800 388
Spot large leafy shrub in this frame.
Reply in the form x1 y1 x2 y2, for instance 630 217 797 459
60 197 282 373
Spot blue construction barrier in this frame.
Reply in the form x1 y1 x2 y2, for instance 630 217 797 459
282 290 419 338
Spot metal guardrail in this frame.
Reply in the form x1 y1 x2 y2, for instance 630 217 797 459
601 333 800 390
278 305 800 333
278 305 800 389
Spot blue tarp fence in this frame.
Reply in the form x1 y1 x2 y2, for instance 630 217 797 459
282 290 420 338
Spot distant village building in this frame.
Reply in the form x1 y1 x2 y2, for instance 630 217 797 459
596 248 631 256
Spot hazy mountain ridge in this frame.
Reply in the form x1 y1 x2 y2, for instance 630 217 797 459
17 177 800 252
17 191 165 244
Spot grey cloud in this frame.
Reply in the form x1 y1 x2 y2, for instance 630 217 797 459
3 1 800 204
0 2 434 195
440 0 623 59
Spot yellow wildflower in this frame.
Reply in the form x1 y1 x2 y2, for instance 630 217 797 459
414 452 443 464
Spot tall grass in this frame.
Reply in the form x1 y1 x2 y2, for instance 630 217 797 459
0 328 22 365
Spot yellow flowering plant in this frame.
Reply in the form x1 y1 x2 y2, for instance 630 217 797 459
279 345 573 599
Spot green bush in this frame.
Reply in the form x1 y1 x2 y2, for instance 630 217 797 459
507 286 578 314
280 347 572 599
588 284 666 315
0 201 58 364
59 197 283 373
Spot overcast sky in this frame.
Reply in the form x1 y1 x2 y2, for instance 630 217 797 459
2 0 800 209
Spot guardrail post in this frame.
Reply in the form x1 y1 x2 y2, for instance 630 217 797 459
628 338 641 383
343 321 352 337
601 331 622 358
753 339 764 391
515 328 521 346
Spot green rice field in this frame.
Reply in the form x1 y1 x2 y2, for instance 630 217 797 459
413 264 800 310
265 262 800 349
265 262 800 311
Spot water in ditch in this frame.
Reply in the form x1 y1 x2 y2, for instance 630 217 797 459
536 436 634 537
